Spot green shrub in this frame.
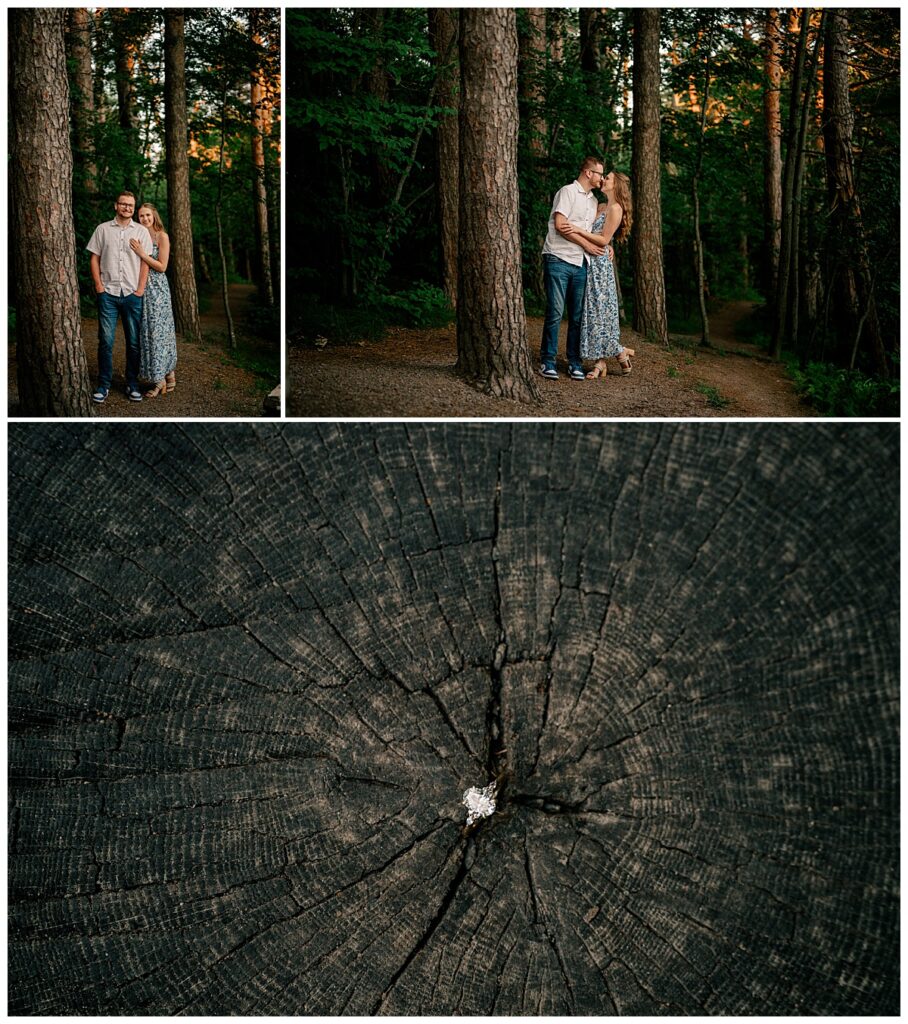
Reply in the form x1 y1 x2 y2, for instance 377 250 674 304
696 383 731 409
789 360 900 417
243 301 280 343
381 281 453 329
288 295 388 346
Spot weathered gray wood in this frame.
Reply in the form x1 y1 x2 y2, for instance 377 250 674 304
8 423 899 1014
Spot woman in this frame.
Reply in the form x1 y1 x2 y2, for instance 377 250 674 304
130 204 177 398
568 171 634 379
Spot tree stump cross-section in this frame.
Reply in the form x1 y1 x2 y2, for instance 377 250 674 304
8 422 899 1014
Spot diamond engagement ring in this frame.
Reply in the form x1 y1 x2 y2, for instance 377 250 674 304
462 780 497 826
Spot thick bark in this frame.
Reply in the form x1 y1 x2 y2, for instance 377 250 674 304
579 9 606 98
579 6 610 150
547 8 566 65
771 10 809 359
10 9 92 416
822 10 887 376
786 11 825 351
7 422 900 1015
429 9 459 309
67 8 97 192
457 10 539 404
517 8 547 299
763 9 783 298
164 11 202 343
631 9 669 344
250 10 275 306
518 9 547 157
110 9 139 144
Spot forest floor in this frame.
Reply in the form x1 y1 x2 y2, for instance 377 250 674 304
8 283 280 418
288 299 815 418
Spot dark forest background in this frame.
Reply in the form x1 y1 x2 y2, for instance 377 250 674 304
289 8 899 415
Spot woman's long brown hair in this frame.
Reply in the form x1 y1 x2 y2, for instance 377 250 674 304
610 172 632 243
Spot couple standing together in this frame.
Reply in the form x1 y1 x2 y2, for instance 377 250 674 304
86 191 178 403
540 156 634 381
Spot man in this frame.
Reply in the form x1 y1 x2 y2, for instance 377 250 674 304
539 156 608 380
85 191 153 403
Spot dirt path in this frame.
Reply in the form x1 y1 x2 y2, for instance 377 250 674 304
288 299 814 418
9 283 271 418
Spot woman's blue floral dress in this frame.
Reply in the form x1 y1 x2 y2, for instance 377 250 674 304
579 210 624 360
139 242 177 382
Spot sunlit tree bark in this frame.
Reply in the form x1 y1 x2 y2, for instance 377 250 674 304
164 10 202 343
250 9 275 306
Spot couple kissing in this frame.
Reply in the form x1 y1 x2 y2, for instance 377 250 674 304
540 156 634 383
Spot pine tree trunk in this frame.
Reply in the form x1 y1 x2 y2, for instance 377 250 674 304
631 9 669 345
110 10 139 146
457 9 539 404
519 9 547 158
429 9 459 309
164 11 202 343
10 9 92 416
67 8 97 192
518 8 547 301
771 10 809 359
822 10 888 376
8 422 900 1015
358 9 394 205
216 78 236 349
693 30 713 348
763 9 783 300
250 11 275 307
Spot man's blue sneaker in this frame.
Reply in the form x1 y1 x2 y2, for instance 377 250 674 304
126 385 143 402
539 363 558 379
568 365 586 380
91 386 109 403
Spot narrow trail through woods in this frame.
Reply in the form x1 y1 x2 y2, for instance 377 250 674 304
289 299 813 418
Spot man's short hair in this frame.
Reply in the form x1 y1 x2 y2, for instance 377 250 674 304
579 156 604 174
116 190 136 203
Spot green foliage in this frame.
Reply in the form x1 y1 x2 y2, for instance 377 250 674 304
288 8 447 312
735 303 772 351
289 296 388 347
696 383 731 409
667 366 680 379
661 10 766 316
789 360 900 417
381 282 453 329
242 299 280 343
219 337 280 392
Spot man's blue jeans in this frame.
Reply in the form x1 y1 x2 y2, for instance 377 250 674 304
97 291 143 389
541 254 587 369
